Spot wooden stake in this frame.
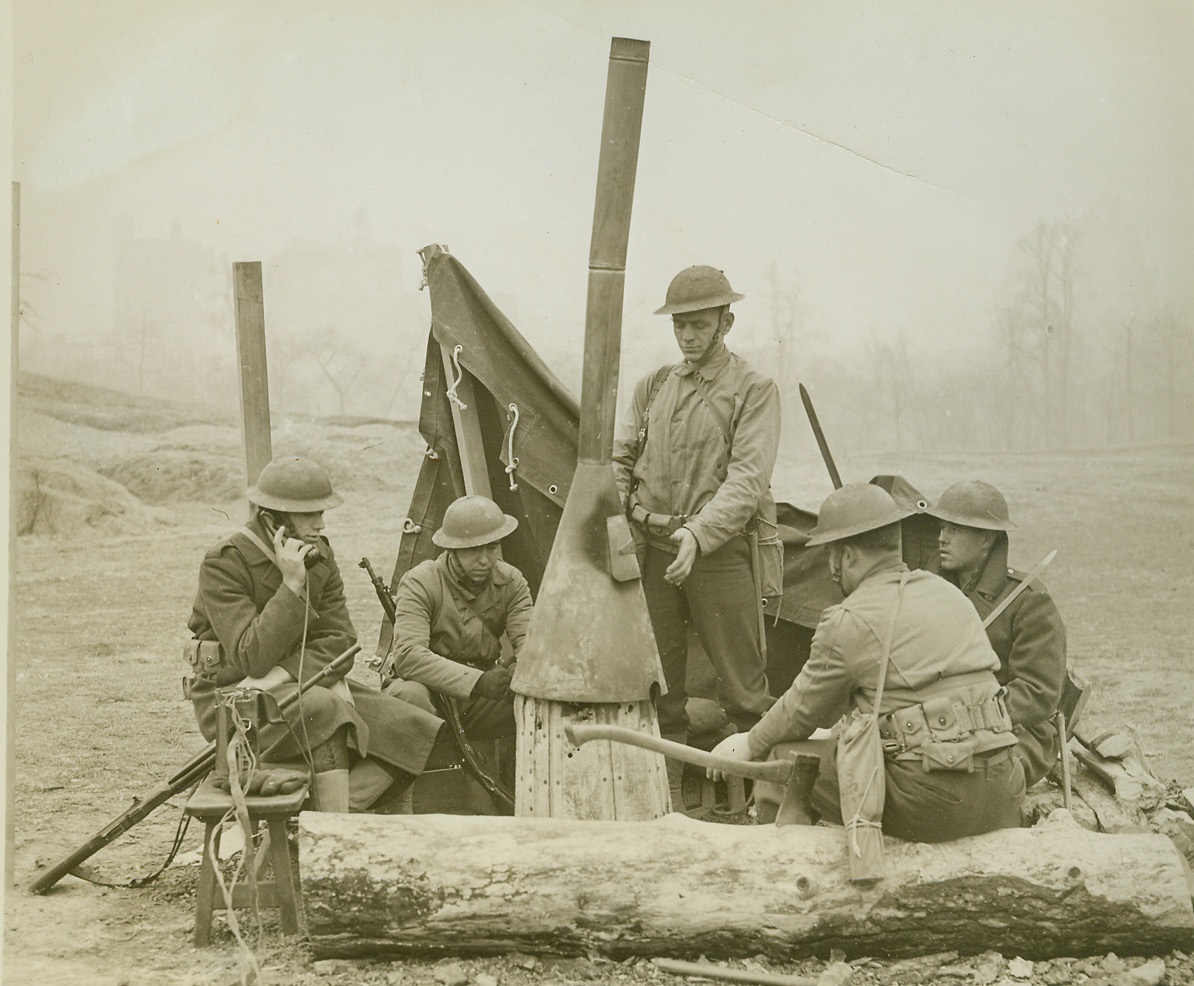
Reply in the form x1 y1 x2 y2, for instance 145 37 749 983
233 261 272 485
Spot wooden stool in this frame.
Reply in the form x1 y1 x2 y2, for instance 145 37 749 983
184 774 308 947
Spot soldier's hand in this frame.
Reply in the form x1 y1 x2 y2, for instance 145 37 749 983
706 731 754 782
664 527 700 586
472 666 514 701
274 523 313 592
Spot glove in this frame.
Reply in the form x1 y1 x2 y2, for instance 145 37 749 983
472 665 514 701
214 764 310 797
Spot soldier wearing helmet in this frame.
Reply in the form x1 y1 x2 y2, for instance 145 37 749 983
927 480 1067 786
612 265 780 808
383 495 533 794
711 483 1025 842
186 456 446 813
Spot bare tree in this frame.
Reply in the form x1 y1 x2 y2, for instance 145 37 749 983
1145 310 1194 442
289 327 370 417
996 221 1081 448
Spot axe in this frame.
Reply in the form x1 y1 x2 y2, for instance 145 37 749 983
565 723 820 825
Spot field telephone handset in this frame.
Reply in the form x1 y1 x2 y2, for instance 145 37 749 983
261 509 324 569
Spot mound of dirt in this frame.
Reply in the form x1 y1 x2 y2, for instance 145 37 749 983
97 449 245 504
15 458 171 537
19 370 234 434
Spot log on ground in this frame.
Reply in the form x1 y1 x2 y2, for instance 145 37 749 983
300 810 1194 961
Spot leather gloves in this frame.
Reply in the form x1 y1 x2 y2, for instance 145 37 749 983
472 666 514 701
214 764 310 797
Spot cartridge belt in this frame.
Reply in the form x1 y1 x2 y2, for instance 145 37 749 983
878 689 1014 753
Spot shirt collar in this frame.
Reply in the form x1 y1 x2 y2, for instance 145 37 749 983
675 343 731 379
971 535 1012 600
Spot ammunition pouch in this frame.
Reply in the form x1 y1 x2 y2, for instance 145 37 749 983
628 496 686 541
879 687 1016 772
184 639 225 679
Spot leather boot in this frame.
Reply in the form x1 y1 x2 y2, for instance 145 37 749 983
311 768 350 813
348 758 395 812
661 730 689 814
773 754 821 826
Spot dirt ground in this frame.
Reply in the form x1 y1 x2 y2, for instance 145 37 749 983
5 378 1194 985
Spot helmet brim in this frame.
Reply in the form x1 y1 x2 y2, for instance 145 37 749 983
432 513 519 549
805 503 914 546
654 291 745 316
922 506 1017 532
246 489 344 513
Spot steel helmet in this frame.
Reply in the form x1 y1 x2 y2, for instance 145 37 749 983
246 457 343 512
433 495 518 549
925 481 1017 532
654 265 745 315
806 483 913 547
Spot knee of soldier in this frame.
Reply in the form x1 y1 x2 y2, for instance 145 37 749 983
383 678 438 715
310 725 350 773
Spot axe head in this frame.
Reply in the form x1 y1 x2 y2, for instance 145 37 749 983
774 753 822 827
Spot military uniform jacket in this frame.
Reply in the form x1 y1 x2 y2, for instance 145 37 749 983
612 344 781 556
390 553 534 700
945 536 1067 784
748 564 1007 758
186 516 443 773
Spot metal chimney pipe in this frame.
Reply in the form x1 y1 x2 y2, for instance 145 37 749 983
577 37 649 465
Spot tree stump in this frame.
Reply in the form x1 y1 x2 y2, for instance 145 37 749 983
300 809 1194 961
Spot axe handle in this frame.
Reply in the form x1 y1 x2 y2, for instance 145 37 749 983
565 723 791 783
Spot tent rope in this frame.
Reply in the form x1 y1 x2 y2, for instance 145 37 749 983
504 403 521 490
446 345 469 410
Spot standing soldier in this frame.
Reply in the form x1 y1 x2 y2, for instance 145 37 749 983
186 456 445 813
613 264 780 807
711 484 1026 842
927 481 1067 786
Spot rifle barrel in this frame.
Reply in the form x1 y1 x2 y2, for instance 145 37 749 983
799 383 843 490
29 643 359 894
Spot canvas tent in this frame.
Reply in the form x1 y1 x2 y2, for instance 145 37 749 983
379 245 941 694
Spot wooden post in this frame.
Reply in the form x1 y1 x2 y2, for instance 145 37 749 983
438 342 493 498
233 261 272 485
512 38 667 822
6 181 20 890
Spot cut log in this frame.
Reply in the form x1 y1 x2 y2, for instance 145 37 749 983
300 810 1194 961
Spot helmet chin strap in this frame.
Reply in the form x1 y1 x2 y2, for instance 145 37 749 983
447 550 491 591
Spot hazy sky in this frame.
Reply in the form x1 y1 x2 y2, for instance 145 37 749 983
11 0 1194 396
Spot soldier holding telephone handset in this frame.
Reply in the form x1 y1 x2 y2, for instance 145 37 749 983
184 455 446 812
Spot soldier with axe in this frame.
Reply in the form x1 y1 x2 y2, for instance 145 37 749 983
710 483 1026 848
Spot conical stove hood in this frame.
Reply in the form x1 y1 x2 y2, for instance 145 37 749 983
511 37 663 704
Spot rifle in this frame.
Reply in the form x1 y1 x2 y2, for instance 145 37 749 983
29 643 361 895
798 383 843 489
359 557 515 813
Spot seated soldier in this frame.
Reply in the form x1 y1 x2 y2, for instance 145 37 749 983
711 484 1025 842
927 480 1067 786
384 495 533 771
186 456 445 813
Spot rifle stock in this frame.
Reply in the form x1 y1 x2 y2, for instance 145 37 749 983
29 643 360 895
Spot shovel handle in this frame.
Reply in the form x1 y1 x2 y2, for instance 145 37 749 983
564 723 792 783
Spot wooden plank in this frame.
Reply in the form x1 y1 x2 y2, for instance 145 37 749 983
233 261 272 485
439 342 493 499
7 181 20 890
515 696 668 821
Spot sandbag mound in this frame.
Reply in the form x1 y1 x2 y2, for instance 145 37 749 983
99 449 244 504
15 458 169 537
